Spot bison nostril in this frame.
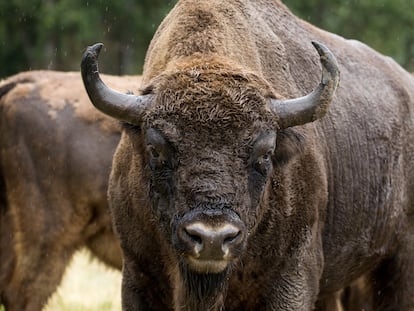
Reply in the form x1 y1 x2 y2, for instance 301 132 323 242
184 228 203 245
223 230 241 245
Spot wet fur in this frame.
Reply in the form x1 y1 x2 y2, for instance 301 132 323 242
92 0 414 310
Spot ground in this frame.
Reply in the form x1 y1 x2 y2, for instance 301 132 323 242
44 249 122 311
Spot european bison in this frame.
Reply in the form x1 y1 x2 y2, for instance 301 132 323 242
0 71 139 310
82 0 414 310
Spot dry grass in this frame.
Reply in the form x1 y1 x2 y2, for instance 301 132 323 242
44 249 122 311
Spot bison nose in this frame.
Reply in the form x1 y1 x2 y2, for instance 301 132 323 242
179 222 242 260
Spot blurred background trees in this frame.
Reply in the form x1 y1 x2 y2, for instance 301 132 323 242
286 0 414 70
0 0 413 79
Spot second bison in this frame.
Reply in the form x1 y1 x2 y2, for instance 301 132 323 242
0 71 139 310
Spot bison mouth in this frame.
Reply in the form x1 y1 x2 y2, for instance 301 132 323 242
185 257 230 274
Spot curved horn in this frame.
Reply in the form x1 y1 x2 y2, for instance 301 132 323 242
270 41 340 129
81 43 150 124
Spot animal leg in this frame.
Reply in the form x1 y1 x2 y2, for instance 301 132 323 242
370 223 414 310
0 208 15 308
1 238 77 311
86 226 123 270
340 277 373 311
314 291 343 311
121 263 153 311
1 198 81 310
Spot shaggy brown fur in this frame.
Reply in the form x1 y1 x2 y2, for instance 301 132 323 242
0 71 141 310
83 0 414 310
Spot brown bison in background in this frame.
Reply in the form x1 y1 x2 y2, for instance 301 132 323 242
81 0 414 310
0 71 140 310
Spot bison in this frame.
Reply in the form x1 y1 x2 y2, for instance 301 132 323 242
81 0 414 310
0 71 140 310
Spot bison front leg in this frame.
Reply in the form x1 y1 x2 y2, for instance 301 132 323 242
1 237 75 311
121 269 151 311
255 240 324 310
120 259 173 311
1 197 82 310
314 291 344 311
370 223 414 310
267 265 322 310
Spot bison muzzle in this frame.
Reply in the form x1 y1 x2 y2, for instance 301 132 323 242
174 206 246 274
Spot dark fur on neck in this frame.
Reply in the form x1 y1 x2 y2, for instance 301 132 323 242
176 261 229 311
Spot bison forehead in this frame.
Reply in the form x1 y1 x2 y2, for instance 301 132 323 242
143 60 280 132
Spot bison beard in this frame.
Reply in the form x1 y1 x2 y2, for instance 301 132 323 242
169 205 244 310
177 262 229 311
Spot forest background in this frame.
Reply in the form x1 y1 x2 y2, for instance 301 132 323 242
1 0 413 79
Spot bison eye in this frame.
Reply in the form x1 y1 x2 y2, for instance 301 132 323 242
148 145 160 159
146 144 168 170
145 128 177 172
251 131 276 176
253 150 273 176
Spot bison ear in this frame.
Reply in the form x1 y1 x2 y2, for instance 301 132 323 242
273 128 305 166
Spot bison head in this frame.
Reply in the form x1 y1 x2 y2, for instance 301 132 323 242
81 42 339 301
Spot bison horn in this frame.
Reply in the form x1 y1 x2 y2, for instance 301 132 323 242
270 41 340 129
81 43 150 124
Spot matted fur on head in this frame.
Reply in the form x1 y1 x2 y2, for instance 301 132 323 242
141 55 282 133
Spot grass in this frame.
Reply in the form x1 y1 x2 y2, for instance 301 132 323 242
44 249 122 311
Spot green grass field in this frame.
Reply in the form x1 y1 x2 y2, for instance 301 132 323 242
44 249 122 311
